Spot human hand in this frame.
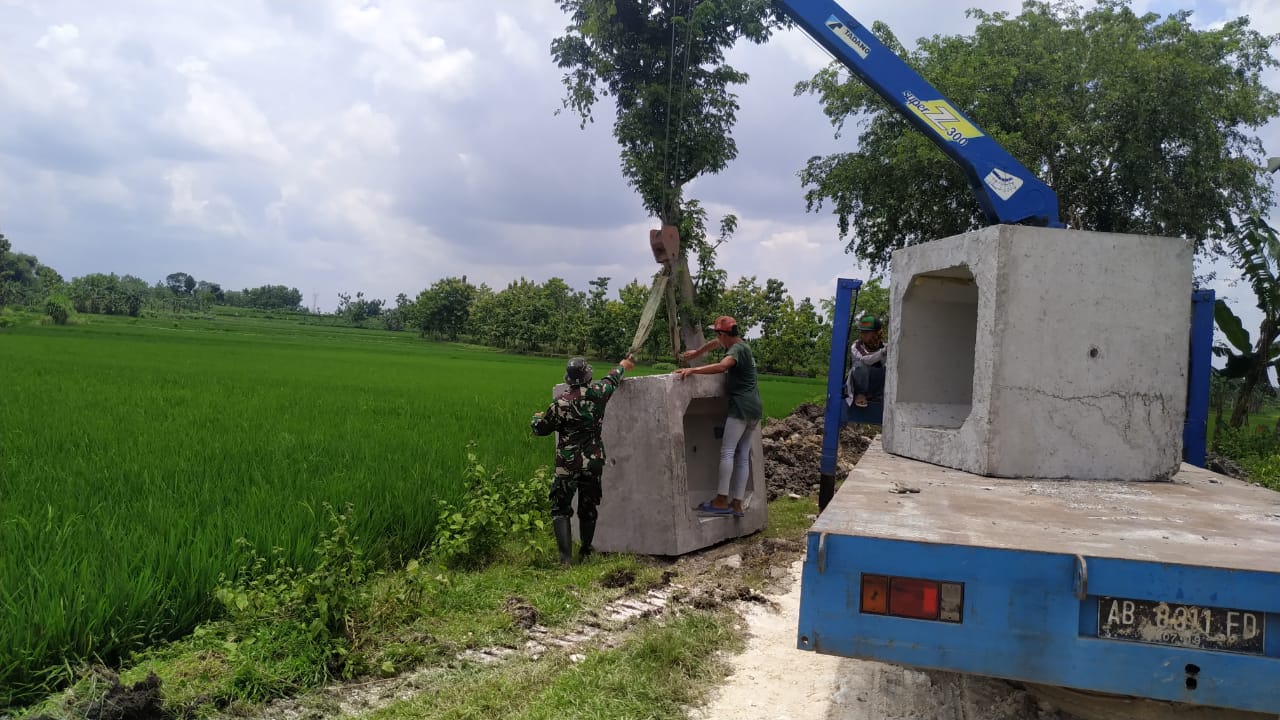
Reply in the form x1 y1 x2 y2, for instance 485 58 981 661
674 367 694 380
678 349 697 362
620 356 635 372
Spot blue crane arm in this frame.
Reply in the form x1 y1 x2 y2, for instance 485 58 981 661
775 0 1063 229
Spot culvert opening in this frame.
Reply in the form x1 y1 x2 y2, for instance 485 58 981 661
897 266 979 429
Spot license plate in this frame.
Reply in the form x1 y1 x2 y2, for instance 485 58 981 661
1097 596 1265 655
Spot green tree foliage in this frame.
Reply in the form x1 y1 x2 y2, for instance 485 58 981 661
414 277 478 340
36 266 65 296
796 0 1280 270
753 295 827 376
336 291 384 325
165 272 197 297
225 285 304 311
68 273 149 316
194 280 225 306
378 292 413 331
467 278 583 352
680 199 735 313
551 0 784 347
715 276 768 336
847 278 890 326
0 234 53 308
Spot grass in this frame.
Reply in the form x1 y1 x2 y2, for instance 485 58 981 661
0 313 821 709
363 609 742 720
18 527 742 719
1206 411 1280 442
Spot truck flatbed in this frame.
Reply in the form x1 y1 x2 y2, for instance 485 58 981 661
797 441 1280 715
815 441 1280 574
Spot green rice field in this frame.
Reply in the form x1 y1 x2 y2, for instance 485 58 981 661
0 313 823 707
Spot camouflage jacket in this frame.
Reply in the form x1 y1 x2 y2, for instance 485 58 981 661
530 364 625 473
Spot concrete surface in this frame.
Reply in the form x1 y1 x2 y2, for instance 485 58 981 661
883 224 1193 481
553 372 767 556
816 440 1280 572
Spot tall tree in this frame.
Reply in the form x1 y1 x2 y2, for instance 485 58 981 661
414 276 478 341
715 276 768 336
36 266 66 295
0 235 44 308
795 0 1280 270
165 272 196 297
551 0 784 351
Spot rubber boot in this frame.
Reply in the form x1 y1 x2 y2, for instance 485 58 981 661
577 517 596 563
553 516 574 566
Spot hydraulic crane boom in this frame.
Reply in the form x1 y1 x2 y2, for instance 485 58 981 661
774 0 1063 229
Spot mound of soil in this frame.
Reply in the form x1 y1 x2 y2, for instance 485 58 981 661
1205 452 1249 481
762 403 877 501
33 669 169 720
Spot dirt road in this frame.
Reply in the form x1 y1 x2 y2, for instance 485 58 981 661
691 558 1077 720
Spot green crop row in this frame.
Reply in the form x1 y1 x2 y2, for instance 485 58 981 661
0 315 821 708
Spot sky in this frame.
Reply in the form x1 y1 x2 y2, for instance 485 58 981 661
2 0 1279 319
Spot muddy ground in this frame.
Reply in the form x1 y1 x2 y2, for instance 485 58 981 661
763 402 875 500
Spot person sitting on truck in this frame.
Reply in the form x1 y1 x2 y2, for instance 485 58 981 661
675 315 762 519
848 314 887 408
531 354 635 565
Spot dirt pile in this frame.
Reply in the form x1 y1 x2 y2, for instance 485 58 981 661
762 403 877 501
1205 452 1249 481
26 669 167 720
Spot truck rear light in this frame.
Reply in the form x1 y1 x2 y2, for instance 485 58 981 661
860 574 964 623
891 578 940 619
861 574 888 614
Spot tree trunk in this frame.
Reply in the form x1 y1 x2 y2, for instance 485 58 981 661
1212 401 1225 451
660 202 708 362
673 252 707 355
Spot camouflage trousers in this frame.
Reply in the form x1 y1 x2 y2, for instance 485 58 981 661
549 468 602 522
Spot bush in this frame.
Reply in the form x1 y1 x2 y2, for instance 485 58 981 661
429 442 551 568
1213 425 1280 490
1213 425 1277 461
1239 454 1280 490
214 502 371 680
44 295 73 325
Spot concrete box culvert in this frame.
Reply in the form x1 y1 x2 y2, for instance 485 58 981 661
552 372 767 556
882 225 1192 481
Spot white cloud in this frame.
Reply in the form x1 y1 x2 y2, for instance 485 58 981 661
338 103 400 156
335 2 476 97
35 23 78 49
168 59 290 165
761 229 820 252
163 165 248 239
496 11 540 65
0 0 1271 317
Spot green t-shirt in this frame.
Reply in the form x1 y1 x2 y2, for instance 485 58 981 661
725 341 762 420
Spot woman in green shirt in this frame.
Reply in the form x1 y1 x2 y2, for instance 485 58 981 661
674 315 762 518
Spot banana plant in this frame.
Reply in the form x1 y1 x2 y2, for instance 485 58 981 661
1219 214 1280 429
1213 300 1277 379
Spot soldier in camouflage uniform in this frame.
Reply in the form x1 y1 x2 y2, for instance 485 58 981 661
531 354 635 564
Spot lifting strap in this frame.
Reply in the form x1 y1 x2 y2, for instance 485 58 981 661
627 268 671 358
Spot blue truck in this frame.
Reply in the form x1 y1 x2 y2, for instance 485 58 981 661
771 0 1280 715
